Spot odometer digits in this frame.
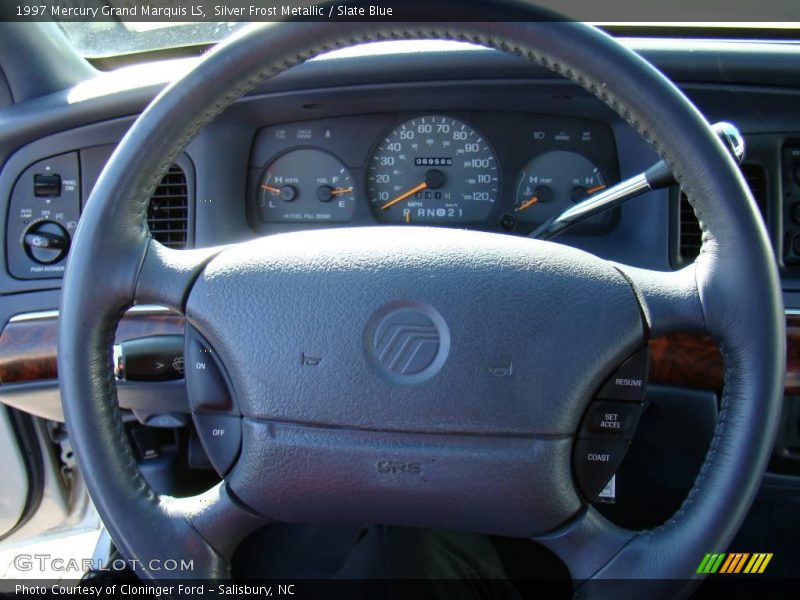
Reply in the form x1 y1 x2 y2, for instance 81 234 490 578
367 116 499 224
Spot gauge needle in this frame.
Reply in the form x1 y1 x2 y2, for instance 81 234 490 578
381 182 428 211
515 195 538 213
586 184 607 195
330 187 353 196
261 184 281 194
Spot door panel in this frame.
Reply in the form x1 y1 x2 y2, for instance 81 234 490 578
0 407 31 537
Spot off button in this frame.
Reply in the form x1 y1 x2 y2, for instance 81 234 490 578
194 414 242 476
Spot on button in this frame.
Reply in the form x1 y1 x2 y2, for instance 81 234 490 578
185 326 234 412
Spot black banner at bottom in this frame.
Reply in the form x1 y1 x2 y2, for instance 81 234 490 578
2 579 800 600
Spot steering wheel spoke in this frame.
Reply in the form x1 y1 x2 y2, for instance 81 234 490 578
533 506 635 582
168 483 268 568
615 263 705 338
133 238 223 312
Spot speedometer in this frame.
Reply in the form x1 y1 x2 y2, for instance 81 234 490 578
367 116 499 224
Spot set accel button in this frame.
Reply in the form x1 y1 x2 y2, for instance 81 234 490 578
580 401 642 440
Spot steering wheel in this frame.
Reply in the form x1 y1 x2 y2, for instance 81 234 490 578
58 3 785 596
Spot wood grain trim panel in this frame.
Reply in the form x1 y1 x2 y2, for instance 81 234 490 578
648 314 800 393
648 332 723 391
0 312 795 393
0 311 184 384
0 318 58 384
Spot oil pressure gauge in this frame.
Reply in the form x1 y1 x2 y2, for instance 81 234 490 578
513 151 607 224
258 149 356 223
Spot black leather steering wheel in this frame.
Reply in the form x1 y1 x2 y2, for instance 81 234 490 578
58 3 785 596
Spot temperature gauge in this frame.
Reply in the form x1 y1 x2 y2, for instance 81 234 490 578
258 149 356 223
514 151 607 224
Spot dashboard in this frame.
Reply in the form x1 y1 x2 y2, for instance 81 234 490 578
248 112 618 235
3 38 800 301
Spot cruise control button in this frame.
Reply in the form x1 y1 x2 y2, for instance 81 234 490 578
185 327 233 412
597 347 649 401
580 401 642 440
194 414 242 476
573 439 629 500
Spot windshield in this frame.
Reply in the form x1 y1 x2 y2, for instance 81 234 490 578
57 20 800 59
57 21 248 58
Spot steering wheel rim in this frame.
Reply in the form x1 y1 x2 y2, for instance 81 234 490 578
58 3 784 595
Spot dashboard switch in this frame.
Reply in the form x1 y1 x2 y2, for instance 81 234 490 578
7 152 80 279
33 173 62 197
580 401 642 440
597 347 649 401
573 439 629 500
22 221 69 264
194 414 241 476
130 426 161 460
185 327 234 412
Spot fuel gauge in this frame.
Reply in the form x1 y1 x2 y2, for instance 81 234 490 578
258 149 356 223
514 151 607 224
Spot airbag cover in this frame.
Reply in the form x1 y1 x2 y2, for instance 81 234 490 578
186 227 643 436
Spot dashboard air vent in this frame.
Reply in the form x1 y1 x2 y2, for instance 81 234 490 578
147 165 188 249
678 192 704 261
678 163 767 262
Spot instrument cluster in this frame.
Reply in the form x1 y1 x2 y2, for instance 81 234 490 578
249 112 620 235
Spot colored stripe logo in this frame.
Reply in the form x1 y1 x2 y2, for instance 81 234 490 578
697 553 773 574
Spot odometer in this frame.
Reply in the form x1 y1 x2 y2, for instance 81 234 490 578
367 116 499 224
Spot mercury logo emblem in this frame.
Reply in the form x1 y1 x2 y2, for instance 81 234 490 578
375 317 438 374
365 302 450 384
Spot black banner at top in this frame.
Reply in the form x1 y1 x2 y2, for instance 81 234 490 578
2 0 800 23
